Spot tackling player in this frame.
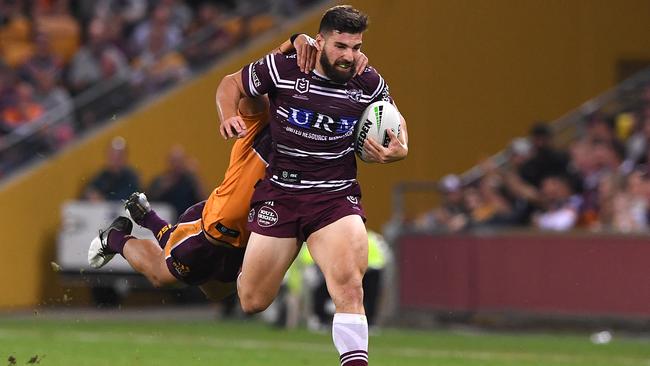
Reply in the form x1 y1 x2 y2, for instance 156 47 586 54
217 6 408 366
87 34 368 301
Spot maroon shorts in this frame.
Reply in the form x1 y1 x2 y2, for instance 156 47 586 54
247 182 366 242
164 202 244 285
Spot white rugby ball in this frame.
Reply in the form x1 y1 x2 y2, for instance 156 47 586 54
354 101 401 162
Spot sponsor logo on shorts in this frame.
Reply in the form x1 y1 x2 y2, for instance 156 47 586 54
215 222 240 238
171 260 190 277
347 195 359 205
248 208 255 223
257 206 279 227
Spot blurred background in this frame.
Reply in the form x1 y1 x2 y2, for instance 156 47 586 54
2 0 650 364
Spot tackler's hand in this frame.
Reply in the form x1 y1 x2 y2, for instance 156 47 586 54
362 129 408 164
220 116 247 140
294 34 318 74
354 51 368 76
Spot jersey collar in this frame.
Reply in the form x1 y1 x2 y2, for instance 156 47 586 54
312 69 348 85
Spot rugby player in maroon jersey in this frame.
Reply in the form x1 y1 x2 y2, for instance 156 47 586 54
217 6 408 366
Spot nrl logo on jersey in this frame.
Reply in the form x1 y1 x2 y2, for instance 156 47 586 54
295 78 310 94
346 89 363 102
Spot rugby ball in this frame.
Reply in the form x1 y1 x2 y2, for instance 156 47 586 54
354 101 401 162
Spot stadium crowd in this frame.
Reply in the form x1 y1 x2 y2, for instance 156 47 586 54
82 136 204 217
416 83 650 234
0 0 318 179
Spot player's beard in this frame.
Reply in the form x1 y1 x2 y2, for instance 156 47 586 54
320 51 355 84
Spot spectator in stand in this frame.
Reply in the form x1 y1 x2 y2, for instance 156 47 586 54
131 24 189 95
30 0 80 63
183 2 234 69
627 112 650 169
130 3 182 58
2 82 58 168
75 0 147 33
519 122 570 188
0 0 319 180
632 168 650 226
103 14 130 56
0 62 18 135
623 110 648 170
491 138 539 225
18 32 63 87
577 138 626 225
584 113 617 144
69 17 132 129
463 186 497 228
568 138 602 226
595 170 649 233
613 170 649 232
2 82 45 131
0 0 34 67
83 136 141 201
32 67 74 148
474 171 514 227
592 138 625 174
147 145 203 217
67 17 129 95
33 63 70 112
414 174 468 232
160 0 193 32
532 175 581 231
592 172 621 232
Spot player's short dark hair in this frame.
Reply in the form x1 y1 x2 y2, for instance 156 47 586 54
319 5 368 35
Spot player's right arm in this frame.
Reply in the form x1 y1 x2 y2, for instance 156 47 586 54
216 36 287 140
216 33 299 140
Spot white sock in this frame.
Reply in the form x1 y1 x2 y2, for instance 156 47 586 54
332 313 368 366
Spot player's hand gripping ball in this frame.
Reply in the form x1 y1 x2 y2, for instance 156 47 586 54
354 101 402 162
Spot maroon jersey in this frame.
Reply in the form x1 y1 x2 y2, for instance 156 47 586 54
241 53 392 195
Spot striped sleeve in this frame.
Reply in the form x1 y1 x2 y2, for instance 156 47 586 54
240 54 276 97
360 66 393 104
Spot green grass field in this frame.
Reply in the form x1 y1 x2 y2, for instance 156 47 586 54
2 317 650 366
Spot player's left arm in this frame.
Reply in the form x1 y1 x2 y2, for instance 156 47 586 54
364 106 408 163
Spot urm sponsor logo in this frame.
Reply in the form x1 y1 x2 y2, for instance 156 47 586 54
286 107 357 134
